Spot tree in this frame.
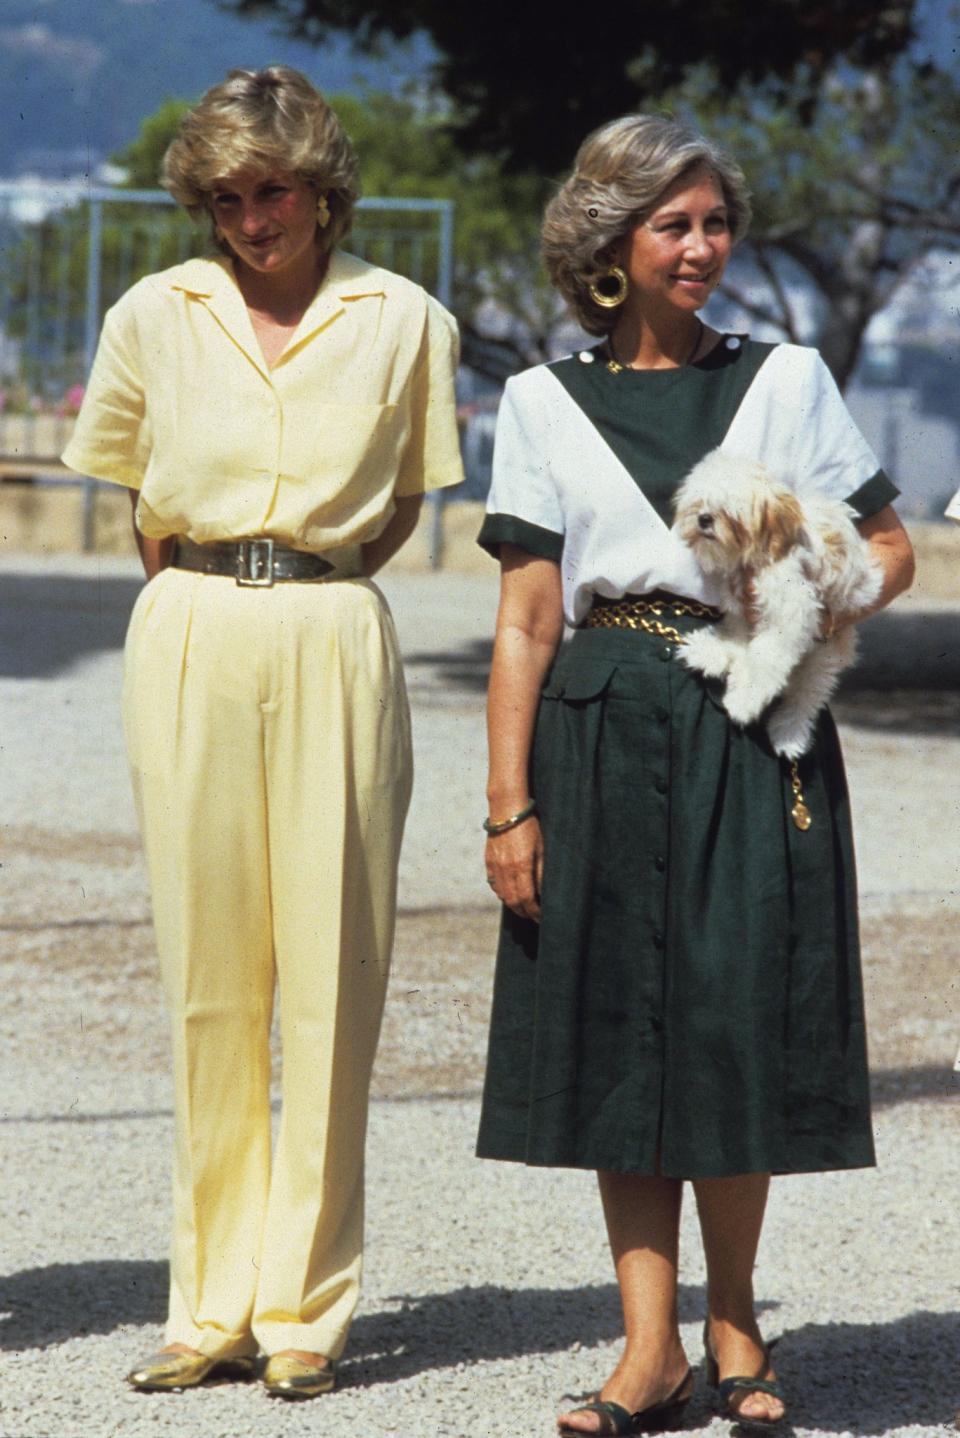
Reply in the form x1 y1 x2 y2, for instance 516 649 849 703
669 55 960 387
7 91 559 392
4 102 202 401
112 98 193 188
218 0 918 172
108 88 568 375
328 91 560 375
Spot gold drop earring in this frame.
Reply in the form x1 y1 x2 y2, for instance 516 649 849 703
316 194 331 229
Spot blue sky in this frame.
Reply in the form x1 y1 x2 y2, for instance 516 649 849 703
1 0 955 178
0 0 433 177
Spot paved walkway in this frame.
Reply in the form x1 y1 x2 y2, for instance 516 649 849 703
1 555 958 1437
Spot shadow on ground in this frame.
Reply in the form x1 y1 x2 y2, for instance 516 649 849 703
870 1064 958 1107
0 1264 702 1366
405 637 492 695
0 1259 166 1350
340 1281 721 1388
405 611 960 738
0 574 141 678
4 570 959 740
834 687 960 737
2 1264 955 1432
772 1310 960 1433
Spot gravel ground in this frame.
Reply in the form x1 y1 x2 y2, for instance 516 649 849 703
1 556 958 1438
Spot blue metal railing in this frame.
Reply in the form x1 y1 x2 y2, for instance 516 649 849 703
0 184 456 561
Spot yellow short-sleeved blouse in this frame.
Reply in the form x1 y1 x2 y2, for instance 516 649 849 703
63 250 464 551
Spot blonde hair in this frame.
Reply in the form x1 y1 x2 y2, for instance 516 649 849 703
161 65 360 253
542 114 752 335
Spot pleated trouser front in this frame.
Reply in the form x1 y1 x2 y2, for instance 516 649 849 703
122 566 412 1359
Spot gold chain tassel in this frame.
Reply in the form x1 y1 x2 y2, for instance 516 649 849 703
789 760 812 831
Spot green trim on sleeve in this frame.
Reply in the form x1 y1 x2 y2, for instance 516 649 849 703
845 469 899 519
478 513 564 562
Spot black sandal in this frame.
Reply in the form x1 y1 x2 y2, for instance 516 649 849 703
558 1368 694 1435
703 1323 786 1431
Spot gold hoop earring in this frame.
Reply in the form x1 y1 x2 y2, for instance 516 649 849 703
588 266 629 309
316 194 331 229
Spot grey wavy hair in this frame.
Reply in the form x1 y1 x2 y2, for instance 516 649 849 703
542 114 752 336
161 65 361 255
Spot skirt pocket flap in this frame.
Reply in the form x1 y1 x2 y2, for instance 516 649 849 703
543 657 619 702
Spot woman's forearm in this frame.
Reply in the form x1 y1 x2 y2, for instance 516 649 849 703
486 621 561 815
362 494 424 576
483 550 564 922
845 504 915 628
486 549 564 812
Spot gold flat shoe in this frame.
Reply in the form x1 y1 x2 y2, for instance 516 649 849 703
262 1352 336 1400
126 1350 255 1392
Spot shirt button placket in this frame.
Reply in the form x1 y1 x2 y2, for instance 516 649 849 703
262 384 284 528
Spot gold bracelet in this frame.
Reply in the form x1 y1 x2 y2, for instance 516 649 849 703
483 798 537 835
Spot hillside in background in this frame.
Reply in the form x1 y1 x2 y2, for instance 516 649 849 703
0 0 429 178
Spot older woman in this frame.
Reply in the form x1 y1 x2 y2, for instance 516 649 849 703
477 115 914 1435
64 66 462 1398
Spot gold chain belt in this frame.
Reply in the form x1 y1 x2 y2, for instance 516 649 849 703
583 595 722 643
582 595 812 832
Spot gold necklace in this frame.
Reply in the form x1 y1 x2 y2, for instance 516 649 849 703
605 317 704 375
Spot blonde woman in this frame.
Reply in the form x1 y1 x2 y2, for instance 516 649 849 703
64 66 462 1398
478 115 914 1435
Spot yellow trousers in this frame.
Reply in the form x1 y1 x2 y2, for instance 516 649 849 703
122 567 412 1359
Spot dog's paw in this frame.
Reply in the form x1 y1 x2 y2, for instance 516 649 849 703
722 680 767 727
767 705 817 758
680 629 731 678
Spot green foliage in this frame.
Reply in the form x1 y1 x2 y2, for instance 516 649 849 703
5 85 558 389
331 90 558 366
670 59 960 250
112 98 194 188
660 55 960 385
221 0 919 173
4 100 204 395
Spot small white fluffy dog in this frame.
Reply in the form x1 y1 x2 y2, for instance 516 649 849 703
673 450 882 758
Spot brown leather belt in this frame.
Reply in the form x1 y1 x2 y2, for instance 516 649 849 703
172 537 335 587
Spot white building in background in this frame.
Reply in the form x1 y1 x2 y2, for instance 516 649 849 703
709 251 960 517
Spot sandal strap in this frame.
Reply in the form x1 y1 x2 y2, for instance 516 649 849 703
655 1367 694 1409
559 1400 634 1436
718 1375 786 1402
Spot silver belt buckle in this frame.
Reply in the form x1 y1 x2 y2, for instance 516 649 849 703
236 538 275 587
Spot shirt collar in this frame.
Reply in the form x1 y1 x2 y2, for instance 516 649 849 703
168 250 388 377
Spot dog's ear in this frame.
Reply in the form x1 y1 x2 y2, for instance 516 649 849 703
724 511 751 558
757 489 805 562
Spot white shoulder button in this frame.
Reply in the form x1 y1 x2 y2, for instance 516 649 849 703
725 336 741 351
578 349 595 364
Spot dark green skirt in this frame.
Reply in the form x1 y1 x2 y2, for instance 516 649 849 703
476 612 875 1179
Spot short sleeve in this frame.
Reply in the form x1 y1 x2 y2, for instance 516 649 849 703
394 295 464 498
724 346 898 520
477 374 564 561
62 292 150 489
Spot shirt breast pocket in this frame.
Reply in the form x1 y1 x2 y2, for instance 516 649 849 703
292 401 403 484
289 402 406 544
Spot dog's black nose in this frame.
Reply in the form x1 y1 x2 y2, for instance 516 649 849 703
697 512 714 531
